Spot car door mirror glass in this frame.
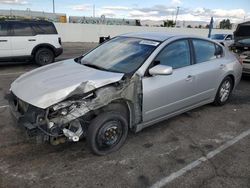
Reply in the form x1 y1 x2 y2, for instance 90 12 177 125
149 65 173 76
74 56 83 63
214 46 223 56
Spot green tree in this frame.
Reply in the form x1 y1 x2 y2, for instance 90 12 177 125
163 20 175 27
219 19 232 29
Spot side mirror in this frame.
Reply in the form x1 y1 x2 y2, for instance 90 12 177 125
215 47 223 56
74 56 83 63
225 37 231 41
149 65 173 76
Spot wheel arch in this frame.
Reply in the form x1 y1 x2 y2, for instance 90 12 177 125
91 99 135 130
32 43 56 56
226 74 235 89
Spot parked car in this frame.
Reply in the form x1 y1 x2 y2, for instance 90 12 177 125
210 33 234 48
8 32 242 155
0 19 63 65
229 21 250 74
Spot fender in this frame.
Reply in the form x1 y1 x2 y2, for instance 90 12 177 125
31 43 57 55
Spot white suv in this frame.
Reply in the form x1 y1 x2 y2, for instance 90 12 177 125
0 20 63 65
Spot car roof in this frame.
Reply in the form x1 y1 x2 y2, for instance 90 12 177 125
120 32 223 46
120 32 176 42
0 19 52 24
237 21 250 26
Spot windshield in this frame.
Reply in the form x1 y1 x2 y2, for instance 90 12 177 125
211 34 226 40
81 37 159 73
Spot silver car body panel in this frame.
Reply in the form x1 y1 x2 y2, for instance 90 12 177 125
136 35 242 127
10 59 124 109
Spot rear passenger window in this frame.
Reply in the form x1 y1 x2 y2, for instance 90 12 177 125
193 39 216 63
226 35 233 40
0 23 8 36
31 22 57 34
12 22 34 36
215 44 223 57
155 40 191 69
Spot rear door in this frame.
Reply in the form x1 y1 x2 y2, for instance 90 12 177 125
10 21 36 57
190 39 225 101
30 22 61 49
0 22 12 58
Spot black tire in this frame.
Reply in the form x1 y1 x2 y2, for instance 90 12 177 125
87 111 128 155
35 48 54 66
213 76 233 106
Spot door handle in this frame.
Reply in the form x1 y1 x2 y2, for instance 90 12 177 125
28 39 36 41
186 75 193 81
220 64 226 69
0 40 8 42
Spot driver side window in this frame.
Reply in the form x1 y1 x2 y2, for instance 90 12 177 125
155 40 191 69
226 35 233 40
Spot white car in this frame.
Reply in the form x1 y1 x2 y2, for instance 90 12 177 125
0 20 63 65
210 34 234 48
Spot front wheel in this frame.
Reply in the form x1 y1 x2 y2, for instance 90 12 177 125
214 76 233 106
87 111 128 155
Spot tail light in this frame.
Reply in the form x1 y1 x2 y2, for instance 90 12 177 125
58 37 62 45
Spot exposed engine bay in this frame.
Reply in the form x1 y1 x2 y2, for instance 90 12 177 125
8 74 142 145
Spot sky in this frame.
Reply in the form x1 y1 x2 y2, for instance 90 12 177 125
0 0 249 23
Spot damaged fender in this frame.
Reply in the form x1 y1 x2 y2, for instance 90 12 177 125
49 74 143 132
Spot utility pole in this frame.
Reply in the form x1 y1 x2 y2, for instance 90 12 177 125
93 4 95 17
52 0 55 13
174 6 180 27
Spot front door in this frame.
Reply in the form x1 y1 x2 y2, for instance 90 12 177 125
142 39 197 122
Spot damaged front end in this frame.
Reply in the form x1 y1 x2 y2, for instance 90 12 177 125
8 75 142 145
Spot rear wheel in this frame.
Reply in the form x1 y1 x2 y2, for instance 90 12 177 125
87 111 128 155
214 76 233 106
35 48 54 66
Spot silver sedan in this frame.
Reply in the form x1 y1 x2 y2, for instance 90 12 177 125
9 32 242 155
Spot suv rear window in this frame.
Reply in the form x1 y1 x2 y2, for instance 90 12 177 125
11 22 34 36
31 22 57 34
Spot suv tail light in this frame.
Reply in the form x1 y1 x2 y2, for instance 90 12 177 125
58 37 62 45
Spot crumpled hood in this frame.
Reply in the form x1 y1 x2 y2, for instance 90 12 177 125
11 59 124 109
